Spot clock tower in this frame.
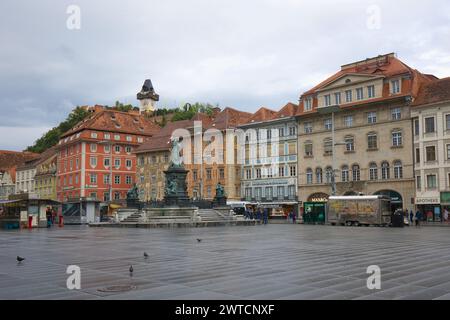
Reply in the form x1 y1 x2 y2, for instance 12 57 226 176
137 79 159 113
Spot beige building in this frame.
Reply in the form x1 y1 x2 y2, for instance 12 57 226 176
135 108 252 202
411 77 450 221
296 53 436 214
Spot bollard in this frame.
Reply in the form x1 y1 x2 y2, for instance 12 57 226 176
59 215 64 227
28 215 33 229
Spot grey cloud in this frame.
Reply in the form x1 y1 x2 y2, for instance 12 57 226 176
0 0 449 150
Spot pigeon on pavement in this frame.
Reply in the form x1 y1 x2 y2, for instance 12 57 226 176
144 252 149 258
17 256 25 263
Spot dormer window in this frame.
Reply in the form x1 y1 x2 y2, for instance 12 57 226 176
304 98 312 111
368 85 375 98
391 79 401 94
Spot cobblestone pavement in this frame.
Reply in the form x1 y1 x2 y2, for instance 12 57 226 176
0 224 450 300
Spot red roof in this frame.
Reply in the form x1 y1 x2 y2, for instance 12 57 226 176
247 107 278 123
0 151 39 182
413 77 450 106
61 109 160 138
297 53 435 116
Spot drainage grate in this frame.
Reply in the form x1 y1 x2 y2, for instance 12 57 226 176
97 285 136 293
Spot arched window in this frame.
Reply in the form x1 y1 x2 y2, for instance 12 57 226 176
316 168 323 184
394 161 403 179
306 168 313 184
369 162 378 180
341 165 349 182
352 164 360 181
381 161 390 180
325 167 333 184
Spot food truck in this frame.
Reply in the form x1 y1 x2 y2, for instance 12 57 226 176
327 195 391 226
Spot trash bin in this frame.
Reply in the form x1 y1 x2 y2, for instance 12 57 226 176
391 211 404 228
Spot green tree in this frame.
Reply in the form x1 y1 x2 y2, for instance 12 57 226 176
26 106 90 153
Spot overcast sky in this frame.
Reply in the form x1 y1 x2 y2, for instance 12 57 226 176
1 0 449 151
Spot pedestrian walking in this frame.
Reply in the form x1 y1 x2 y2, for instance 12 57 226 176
415 210 422 228
409 210 414 225
292 212 297 224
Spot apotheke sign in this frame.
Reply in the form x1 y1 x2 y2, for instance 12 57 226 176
415 197 440 204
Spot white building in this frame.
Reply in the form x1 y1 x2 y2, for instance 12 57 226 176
411 77 450 222
15 158 39 195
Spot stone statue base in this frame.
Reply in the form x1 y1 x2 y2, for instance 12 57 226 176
163 165 191 207
213 196 228 207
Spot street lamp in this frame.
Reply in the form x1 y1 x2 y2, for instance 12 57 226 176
317 105 341 196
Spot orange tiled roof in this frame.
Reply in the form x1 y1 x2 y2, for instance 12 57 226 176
296 53 436 116
246 107 278 123
412 77 450 107
273 103 299 119
61 109 161 138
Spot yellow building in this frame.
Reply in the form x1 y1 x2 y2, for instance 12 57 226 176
34 147 58 201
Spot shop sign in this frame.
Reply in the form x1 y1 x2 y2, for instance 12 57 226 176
415 197 440 204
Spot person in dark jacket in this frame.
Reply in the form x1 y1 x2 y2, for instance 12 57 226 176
409 210 414 224
415 210 422 227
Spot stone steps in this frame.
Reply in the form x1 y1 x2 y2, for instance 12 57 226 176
198 209 234 222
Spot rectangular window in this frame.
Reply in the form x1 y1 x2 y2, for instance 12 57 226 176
447 145 450 160
206 169 212 180
90 173 97 184
391 80 400 94
279 166 285 177
277 186 285 198
345 137 355 152
368 112 377 124
416 176 421 190
246 169 251 180
414 119 420 136
416 148 420 163
345 90 352 103
356 88 364 100
90 132 97 139
392 132 403 147
90 157 97 168
193 170 198 181
305 143 313 157
304 122 313 134
290 166 296 177
114 175 120 184
425 117 435 133
324 94 331 106
125 146 132 153
426 146 436 162
334 92 341 105
391 108 401 120
427 175 437 189
324 119 332 131
114 159 121 168
126 136 132 142
324 140 333 155
219 168 225 179
114 145 121 153
289 126 296 136
344 116 353 127
368 85 375 98
104 158 110 167
279 128 284 137
368 134 377 150
104 174 110 185
104 133 110 140
90 143 97 152
114 134 120 141
256 169 262 179
126 175 132 184
126 159 132 168
304 98 312 111
446 115 450 131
